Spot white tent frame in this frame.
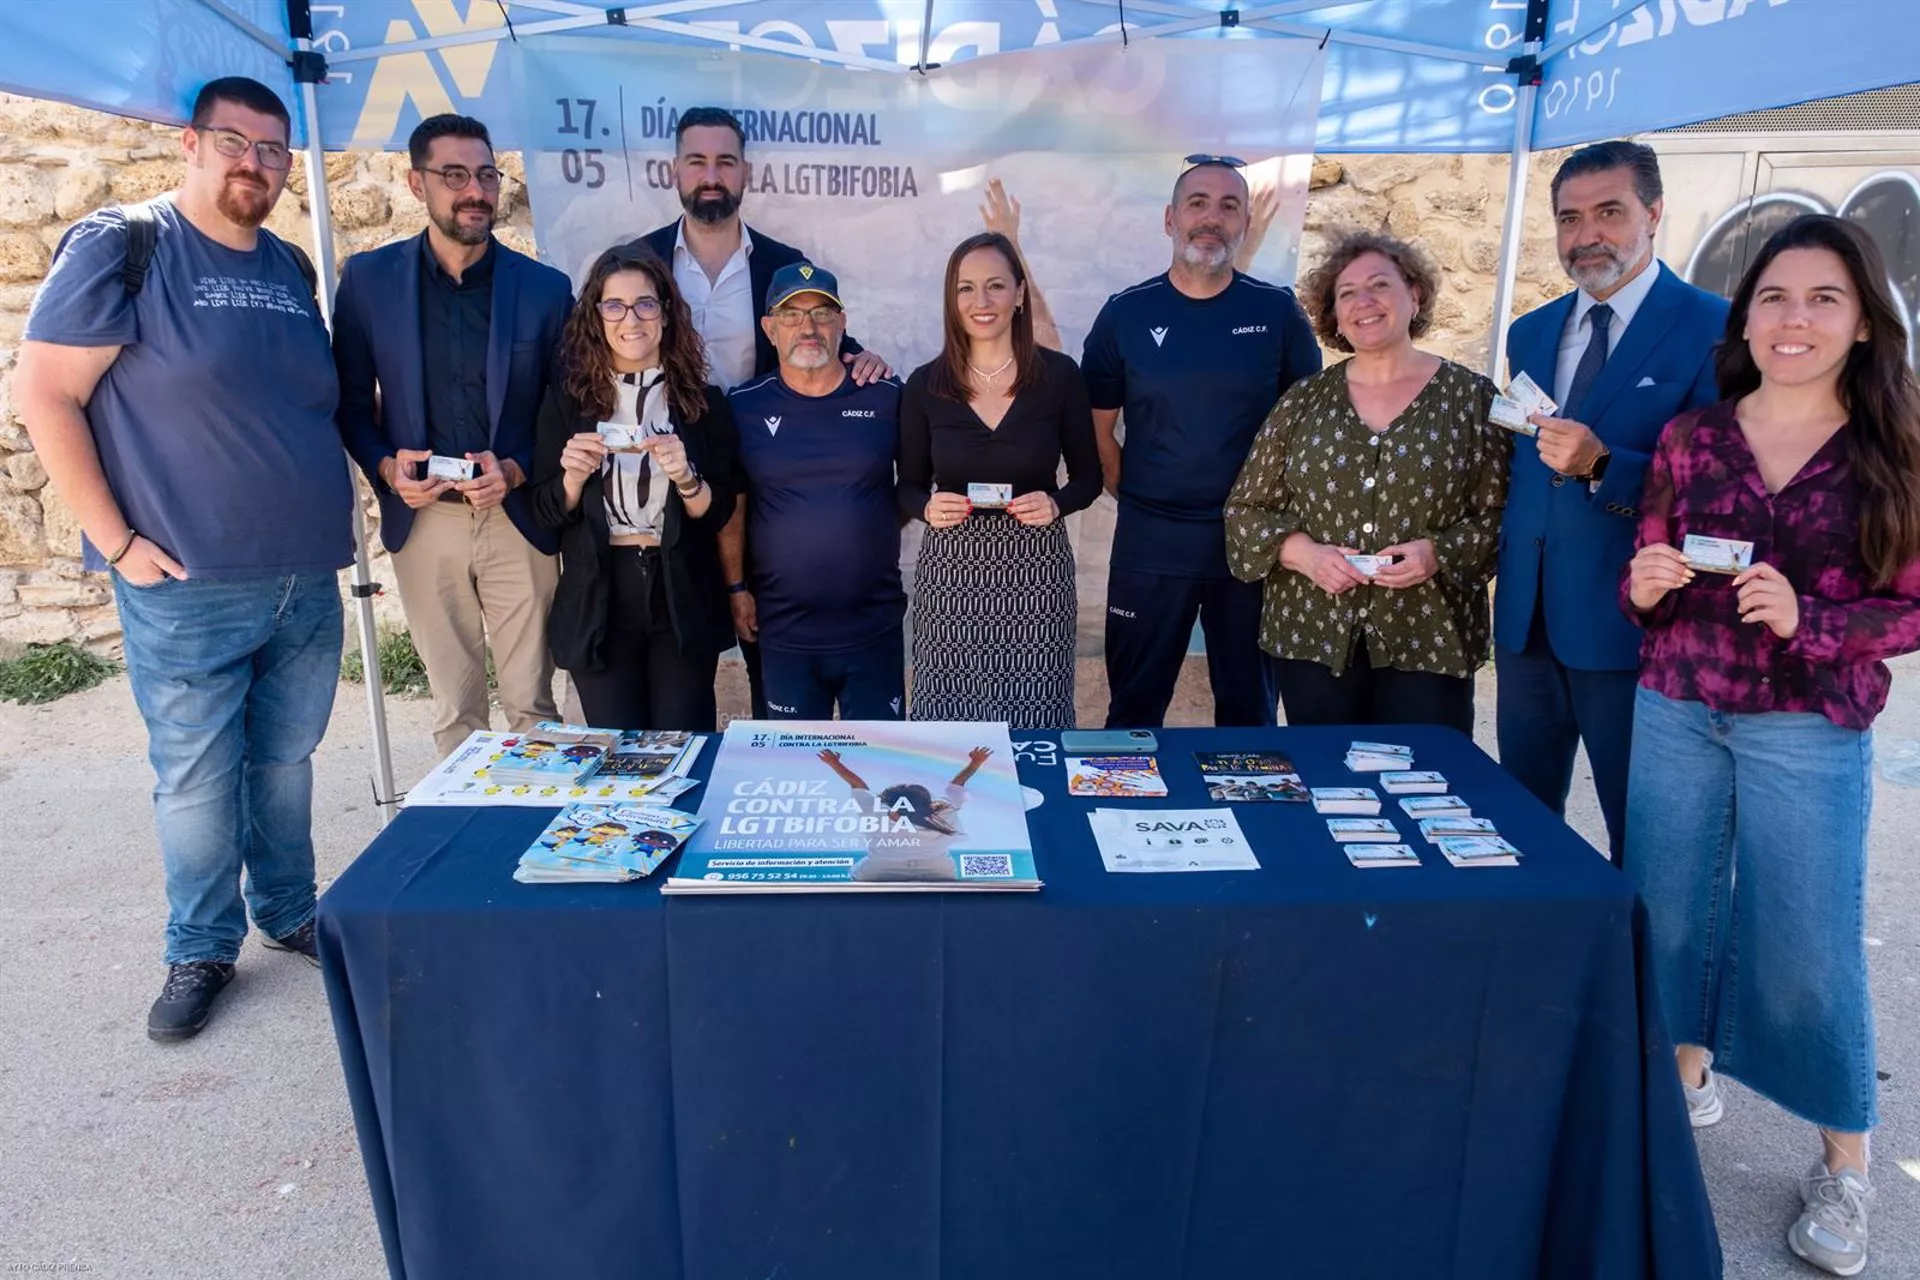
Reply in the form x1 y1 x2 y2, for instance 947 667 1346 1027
166 0 1657 822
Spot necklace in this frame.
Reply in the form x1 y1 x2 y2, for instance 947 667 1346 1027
967 353 1015 381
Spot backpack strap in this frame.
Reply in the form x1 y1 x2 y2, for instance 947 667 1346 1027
120 202 159 295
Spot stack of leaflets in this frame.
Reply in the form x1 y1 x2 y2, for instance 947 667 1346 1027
1066 755 1168 798
405 728 709 807
1397 794 1472 821
1311 787 1381 816
486 729 612 787
1416 814 1499 840
1326 817 1400 843
1345 741 1414 772
1381 770 1449 795
513 803 702 883
1344 842 1421 869
1195 752 1307 802
1436 836 1522 867
1088 808 1258 873
669 720 1039 892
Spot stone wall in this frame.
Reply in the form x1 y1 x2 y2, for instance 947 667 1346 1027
0 91 1571 654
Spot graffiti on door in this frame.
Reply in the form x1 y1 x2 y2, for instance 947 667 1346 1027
1682 170 1920 365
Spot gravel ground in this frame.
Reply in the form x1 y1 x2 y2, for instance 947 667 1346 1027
1 653 1914 1279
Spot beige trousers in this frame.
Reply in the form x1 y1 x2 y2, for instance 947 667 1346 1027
390 500 560 757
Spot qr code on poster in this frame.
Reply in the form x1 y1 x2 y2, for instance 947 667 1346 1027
959 853 1015 878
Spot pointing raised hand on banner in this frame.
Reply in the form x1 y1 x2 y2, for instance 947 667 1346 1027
978 176 1062 351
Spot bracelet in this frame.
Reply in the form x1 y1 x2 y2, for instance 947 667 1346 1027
675 476 704 499
106 529 138 565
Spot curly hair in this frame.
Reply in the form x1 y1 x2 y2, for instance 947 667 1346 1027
559 242 710 424
1299 230 1441 353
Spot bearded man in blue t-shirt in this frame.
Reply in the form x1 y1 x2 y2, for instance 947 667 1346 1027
1082 158 1322 729
13 77 352 1042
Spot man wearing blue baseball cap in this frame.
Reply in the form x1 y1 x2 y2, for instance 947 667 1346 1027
727 263 907 719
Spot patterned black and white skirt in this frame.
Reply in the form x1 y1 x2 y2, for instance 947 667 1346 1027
909 513 1076 730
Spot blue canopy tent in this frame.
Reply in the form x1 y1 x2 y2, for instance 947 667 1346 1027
1 0 1911 815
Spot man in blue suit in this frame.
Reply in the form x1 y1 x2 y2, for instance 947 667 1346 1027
335 114 574 756
1496 140 1728 865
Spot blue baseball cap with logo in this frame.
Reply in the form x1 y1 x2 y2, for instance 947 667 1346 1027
765 261 843 314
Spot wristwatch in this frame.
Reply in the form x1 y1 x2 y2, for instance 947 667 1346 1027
726 581 750 595
1585 448 1611 484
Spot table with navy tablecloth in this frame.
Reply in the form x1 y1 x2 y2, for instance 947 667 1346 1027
316 724 1720 1280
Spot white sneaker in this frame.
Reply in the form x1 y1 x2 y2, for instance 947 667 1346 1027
1683 1061 1724 1129
1787 1161 1871 1277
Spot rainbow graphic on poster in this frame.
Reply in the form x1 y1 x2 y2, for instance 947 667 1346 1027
668 721 1038 894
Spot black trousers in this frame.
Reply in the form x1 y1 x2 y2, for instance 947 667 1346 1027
570 547 718 732
1269 634 1474 737
1104 569 1276 729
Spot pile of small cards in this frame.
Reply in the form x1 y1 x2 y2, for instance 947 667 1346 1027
514 802 702 883
1314 755 1522 867
1344 740 1415 772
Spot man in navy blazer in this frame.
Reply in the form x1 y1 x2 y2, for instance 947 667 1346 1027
1496 140 1728 864
335 114 573 756
630 107 891 718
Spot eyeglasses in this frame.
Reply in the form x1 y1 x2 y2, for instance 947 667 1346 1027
1181 153 1247 171
417 164 505 191
770 306 844 328
597 297 662 322
197 126 291 171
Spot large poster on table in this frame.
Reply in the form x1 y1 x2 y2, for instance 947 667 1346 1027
671 721 1037 892
513 37 1322 653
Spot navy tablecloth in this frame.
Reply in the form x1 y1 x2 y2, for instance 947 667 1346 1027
317 725 1720 1280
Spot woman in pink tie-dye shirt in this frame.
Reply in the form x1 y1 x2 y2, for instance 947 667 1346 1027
1621 214 1920 1278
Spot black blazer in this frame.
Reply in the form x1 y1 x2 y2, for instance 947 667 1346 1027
633 219 862 380
528 379 741 673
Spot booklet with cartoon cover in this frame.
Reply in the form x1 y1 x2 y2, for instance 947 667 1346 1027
477 732 609 786
1194 752 1307 802
513 803 702 883
666 720 1038 892
1065 755 1168 798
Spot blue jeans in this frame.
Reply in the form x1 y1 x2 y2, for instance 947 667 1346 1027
114 573 343 965
1626 686 1877 1132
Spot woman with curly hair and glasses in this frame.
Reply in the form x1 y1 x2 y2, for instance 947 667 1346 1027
1225 229 1509 733
530 242 740 731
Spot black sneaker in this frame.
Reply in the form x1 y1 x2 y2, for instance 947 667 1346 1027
147 961 236 1042
262 919 320 968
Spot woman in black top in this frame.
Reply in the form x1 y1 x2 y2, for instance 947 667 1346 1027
530 242 740 731
898 231 1102 727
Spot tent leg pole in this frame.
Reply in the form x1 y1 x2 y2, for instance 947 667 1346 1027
297 58 401 826
1486 63 1539 382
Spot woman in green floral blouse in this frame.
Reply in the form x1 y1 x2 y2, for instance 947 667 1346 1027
1225 231 1510 733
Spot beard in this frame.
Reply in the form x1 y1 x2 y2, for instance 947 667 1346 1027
681 183 741 226
1177 225 1239 272
433 200 495 246
215 172 272 228
785 342 832 371
1565 231 1650 294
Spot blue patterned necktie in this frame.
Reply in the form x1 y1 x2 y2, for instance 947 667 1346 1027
1564 301 1613 419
